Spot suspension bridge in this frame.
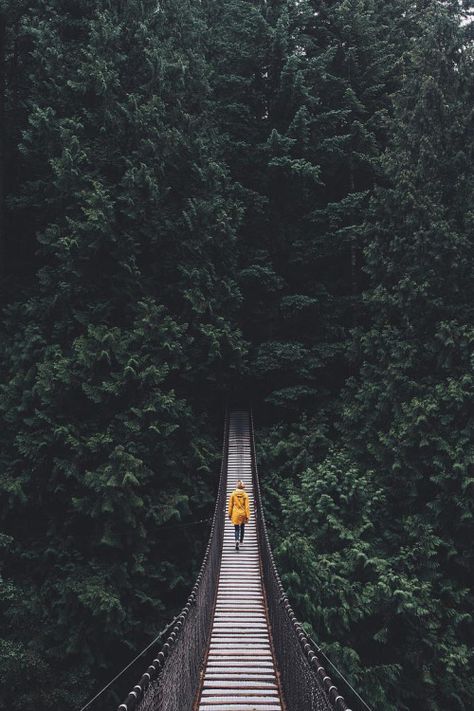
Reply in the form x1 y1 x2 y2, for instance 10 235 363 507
116 410 355 711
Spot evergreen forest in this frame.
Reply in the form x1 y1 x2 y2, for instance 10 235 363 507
0 1 473 709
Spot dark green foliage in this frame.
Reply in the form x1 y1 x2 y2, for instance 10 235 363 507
261 429 474 709
259 2 474 709
1 0 473 709
0 1 244 708
204 0 407 416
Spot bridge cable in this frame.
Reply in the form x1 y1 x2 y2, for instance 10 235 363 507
156 516 213 532
308 635 373 711
78 518 213 710
78 616 179 711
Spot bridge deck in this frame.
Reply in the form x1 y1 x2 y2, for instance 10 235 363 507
196 411 283 711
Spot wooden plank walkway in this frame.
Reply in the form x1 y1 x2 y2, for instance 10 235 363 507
196 410 283 711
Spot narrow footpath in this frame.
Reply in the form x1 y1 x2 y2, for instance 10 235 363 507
196 410 283 711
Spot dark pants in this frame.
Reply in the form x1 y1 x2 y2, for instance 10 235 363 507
234 523 245 543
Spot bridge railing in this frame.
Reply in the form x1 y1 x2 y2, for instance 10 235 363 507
117 412 229 711
249 410 352 711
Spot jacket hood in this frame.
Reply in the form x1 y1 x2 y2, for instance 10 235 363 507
228 488 250 525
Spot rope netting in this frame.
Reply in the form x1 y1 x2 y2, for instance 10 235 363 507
112 407 360 711
116 413 229 711
249 410 353 711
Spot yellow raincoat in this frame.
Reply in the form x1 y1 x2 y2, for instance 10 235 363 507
228 488 250 525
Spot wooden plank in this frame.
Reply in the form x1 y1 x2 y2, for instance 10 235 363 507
196 412 283 711
202 699 280 705
203 684 278 691
199 705 281 711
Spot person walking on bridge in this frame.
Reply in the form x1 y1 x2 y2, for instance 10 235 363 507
228 480 250 551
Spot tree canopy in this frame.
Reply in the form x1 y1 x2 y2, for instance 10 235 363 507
0 1 472 709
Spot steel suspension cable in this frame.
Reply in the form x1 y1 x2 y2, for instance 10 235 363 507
79 617 178 711
116 410 229 711
307 636 373 711
249 407 354 711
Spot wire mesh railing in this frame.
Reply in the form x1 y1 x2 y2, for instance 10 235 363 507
249 409 353 711
116 412 229 711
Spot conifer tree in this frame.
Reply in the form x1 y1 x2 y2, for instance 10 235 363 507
0 6 5 277
204 0 407 414
262 4 474 710
0 2 244 708
1 0 473 709
341 5 474 705
0 0 38 293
